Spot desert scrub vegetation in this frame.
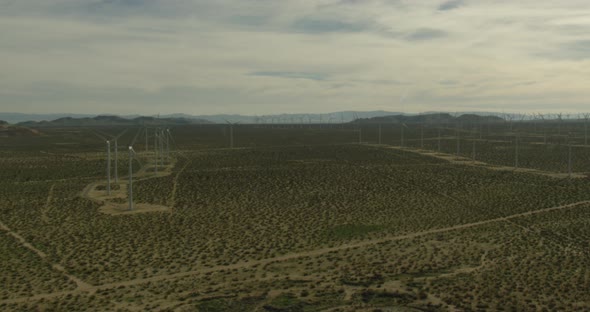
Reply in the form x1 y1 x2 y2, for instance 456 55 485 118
5 144 590 287
2 124 590 311
0 234 76 299
425 213 590 311
0 153 106 182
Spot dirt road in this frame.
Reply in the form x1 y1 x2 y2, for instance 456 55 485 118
2 199 587 305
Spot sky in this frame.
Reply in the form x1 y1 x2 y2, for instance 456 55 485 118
1 0 590 115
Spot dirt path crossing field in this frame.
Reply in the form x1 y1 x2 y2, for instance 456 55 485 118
2 199 588 305
374 144 587 179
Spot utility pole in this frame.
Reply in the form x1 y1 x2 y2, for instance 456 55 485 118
378 124 382 145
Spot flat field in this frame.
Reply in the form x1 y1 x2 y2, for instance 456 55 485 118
1 125 589 311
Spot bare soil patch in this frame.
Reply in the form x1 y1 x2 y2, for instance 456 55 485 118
99 202 170 216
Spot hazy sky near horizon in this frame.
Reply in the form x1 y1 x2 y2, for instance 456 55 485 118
1 0 590 115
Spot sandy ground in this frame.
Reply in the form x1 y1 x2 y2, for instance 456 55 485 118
99 202 170 215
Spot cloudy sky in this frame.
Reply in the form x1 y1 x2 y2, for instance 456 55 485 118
1 0 590 115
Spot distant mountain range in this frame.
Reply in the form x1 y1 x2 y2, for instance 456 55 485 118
0 111 517 125
1 111 583 126
14 115 212 127
352 113 505 124
0 111 401 124
0 123 42 137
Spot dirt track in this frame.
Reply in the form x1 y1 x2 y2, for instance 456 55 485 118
2 144 589 305
376 144 587 179
1 199 588 305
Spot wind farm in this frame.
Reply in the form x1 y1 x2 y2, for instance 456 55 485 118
4 0 590 309
1 112 590 311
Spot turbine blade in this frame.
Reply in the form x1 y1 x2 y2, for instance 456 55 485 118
114 129 128 140
90 130 107 141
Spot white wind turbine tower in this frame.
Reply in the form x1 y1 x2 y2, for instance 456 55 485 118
400 123 408 147
124 127 146 210
420 124 424 149
453 112 461 156
225 121 238 149
583 113 590 146
568 134 573 178
354 112 362 144
437 128 442 152
358 126 362 144
472 136 476 161
166 128 171 160
537 113 548 144
106 140 111 195
556 112 563 136
112 129 128 184
128 146 137 211
229 122 234 148
154 128 159 174
514 134 519 169
145 127 149 152
159 128 165 166
91 130 112 196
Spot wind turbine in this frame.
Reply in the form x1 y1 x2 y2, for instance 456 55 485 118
437 128 441 152
127 145 142 211
166 128 171 160
145 127 149 152
514 134 519 169
154 128 159 174
556 112 563 136
90 130 112 195
106 140 111 195
537 113 547 144
453 113 461 156
112 129 128 184
159 128 165 166
583 113 590 146
400 123 408 147
568 135 572 178
225 121 238 149
358 126 362 144
472 138 476 161
420 125 424 149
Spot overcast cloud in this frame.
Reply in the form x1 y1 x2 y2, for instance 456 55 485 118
1 0 589 115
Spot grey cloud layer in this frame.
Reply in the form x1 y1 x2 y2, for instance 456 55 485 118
1 0 590 114
438 0 464 11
